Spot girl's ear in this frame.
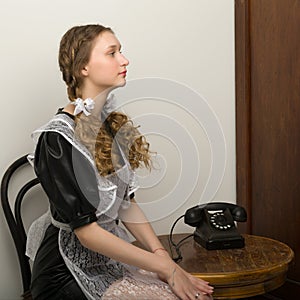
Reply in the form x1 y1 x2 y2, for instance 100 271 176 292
81 66 89 76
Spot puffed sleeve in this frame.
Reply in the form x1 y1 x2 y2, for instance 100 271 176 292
34 131 99 231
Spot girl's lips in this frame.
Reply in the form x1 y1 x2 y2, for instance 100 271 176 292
119 71 127 76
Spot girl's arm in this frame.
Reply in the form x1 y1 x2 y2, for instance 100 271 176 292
119 198 166 253
75 222 168 274
74 222 214 299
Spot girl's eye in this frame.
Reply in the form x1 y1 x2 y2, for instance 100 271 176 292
109 52 115 56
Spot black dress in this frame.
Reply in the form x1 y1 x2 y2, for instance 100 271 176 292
31 128 98 299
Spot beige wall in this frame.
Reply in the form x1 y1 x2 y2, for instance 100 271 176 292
0 0 235 298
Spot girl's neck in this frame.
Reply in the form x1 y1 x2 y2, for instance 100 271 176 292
81 86 113 116
63 89 112 117
91 91 109 116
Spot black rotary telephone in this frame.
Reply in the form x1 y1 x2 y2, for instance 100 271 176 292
184 202 247 250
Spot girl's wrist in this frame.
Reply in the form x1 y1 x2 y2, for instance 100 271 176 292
155 255 176 281
153 247 171 259
152 247 167 254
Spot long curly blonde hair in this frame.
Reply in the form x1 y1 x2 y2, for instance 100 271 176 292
58 24 151 176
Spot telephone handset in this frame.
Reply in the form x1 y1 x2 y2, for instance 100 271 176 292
184 202 247 250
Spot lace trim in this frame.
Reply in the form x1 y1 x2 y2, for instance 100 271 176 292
58 223 130 299
25 209 51 260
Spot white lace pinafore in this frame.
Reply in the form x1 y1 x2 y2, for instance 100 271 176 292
58 162 136 299
26 113 179 300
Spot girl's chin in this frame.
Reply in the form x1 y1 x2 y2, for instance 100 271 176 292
101 79 127 92
115 80 127 88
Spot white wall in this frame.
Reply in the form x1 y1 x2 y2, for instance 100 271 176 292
0 0 235 298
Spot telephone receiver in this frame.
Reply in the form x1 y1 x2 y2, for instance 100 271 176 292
184 202 247 250
184 202 247 227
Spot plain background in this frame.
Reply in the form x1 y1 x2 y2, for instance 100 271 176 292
0 0 235 298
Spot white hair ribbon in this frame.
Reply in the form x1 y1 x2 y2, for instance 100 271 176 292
72 98 95 116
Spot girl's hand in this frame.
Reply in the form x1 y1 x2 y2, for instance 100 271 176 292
156 254 214 300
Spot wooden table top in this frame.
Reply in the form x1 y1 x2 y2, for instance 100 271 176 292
156 233 294 299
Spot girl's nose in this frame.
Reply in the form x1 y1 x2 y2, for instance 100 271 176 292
120 53 129 66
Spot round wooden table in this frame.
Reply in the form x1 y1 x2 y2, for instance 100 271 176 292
155 233 294 299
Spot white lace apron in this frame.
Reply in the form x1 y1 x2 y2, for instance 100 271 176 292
26 113 179 299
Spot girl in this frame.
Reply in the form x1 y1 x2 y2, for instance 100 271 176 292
26 24 214 300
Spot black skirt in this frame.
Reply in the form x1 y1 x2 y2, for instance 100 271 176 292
30 224 87 300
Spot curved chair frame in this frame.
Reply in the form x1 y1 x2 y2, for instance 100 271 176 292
1 154 40 300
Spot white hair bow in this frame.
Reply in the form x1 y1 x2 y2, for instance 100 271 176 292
72 98 95 116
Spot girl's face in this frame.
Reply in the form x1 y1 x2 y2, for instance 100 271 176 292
81 31 129 96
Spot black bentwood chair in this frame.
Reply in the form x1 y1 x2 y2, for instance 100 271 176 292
1 154 40 300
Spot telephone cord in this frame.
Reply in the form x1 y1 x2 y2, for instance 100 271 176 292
168 215 193 262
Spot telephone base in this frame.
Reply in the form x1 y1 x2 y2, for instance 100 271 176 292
194 229 245 250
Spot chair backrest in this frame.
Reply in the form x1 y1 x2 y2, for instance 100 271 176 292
1 154 40 300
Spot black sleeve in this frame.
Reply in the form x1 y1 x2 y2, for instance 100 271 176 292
34 131 99 231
